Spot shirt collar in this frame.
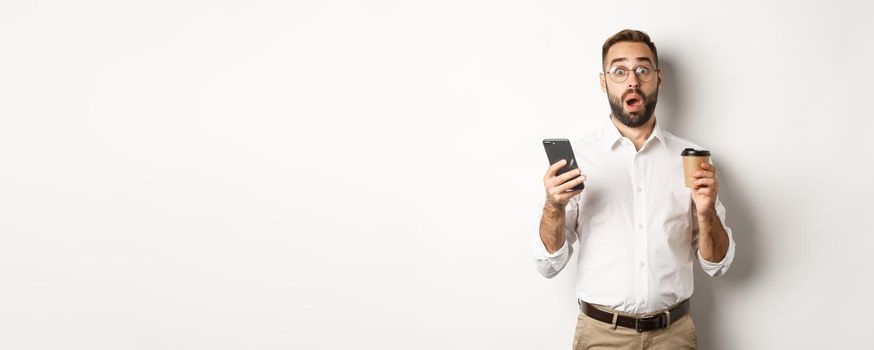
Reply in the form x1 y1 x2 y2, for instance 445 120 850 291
603 115 669 152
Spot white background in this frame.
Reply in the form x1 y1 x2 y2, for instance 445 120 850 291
1 0 873 349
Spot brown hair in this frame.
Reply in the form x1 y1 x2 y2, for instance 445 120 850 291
601 29 658 71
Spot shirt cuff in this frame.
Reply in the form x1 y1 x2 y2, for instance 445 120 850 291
697 248 725 267
696 238 735 277
542 239 568 258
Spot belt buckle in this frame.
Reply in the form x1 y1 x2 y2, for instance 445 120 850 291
634 317 646 333
634 314 665 333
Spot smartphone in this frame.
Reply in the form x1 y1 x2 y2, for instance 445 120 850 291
543 138 585 191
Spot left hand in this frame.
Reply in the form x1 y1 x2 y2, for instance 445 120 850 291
691 162 719 217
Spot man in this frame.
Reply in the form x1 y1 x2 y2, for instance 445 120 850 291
531 29 736 350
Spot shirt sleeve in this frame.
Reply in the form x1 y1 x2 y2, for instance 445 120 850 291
531 197 580 279
692 195 736 277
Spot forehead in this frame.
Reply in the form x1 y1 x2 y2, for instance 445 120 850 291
605 41 655 67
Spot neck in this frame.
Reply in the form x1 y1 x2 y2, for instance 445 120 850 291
610 114 656 151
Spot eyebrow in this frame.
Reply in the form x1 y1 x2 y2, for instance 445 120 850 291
608 57 654 66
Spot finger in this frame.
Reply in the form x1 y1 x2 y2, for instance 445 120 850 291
692 170 715 178
545 169 582 189
693 178 716 187
695 187 716 196
545 170 574 189
556 184 585 197
552 176 583 194
700 162 717 175
556 174 587 192
556 188 584 201
693 186 718 196
546 159 567 177
555 168 583 183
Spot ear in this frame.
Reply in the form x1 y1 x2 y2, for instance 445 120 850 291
599 73 607 93
657 68 663 88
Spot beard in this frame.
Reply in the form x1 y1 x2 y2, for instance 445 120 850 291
608 87 658 128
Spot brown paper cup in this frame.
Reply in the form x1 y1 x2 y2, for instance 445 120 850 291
683 156 710 187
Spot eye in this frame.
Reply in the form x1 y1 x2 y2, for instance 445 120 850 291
612 68 627 76
635 67 650 75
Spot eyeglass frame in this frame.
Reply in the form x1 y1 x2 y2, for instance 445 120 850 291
602 65 661 84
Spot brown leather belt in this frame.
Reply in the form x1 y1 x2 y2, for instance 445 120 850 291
578 299 690 333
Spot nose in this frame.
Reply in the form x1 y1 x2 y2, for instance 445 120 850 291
626 72 640 88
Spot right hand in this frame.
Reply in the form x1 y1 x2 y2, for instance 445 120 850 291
543 159 586 209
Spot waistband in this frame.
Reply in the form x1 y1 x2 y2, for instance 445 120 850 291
577 298 691 333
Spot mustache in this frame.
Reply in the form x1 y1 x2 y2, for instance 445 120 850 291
621 89 647 102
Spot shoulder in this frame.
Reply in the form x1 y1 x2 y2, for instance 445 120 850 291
570 126 610 149
662 129 708 153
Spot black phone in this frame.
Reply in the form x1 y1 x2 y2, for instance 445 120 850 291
543 138 585 191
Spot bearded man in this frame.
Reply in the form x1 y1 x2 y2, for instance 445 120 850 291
532 29 736 350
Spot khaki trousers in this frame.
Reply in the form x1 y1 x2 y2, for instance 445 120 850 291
572 303 698 350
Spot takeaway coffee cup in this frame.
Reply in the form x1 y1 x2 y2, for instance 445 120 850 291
682 148 711 188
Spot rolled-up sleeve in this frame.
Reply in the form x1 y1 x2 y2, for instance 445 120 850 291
693 196 736 277
531 198 579 279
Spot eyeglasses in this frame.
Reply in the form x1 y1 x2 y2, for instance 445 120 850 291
604 65 660 83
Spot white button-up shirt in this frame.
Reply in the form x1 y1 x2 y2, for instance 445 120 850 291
531 117 736 314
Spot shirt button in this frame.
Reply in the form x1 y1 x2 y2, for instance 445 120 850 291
639 224 644 229
640 262 645 268
637 187 642 193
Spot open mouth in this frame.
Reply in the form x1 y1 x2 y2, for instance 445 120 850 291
624 94 643 110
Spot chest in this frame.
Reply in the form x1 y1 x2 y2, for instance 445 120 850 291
575 146 692 216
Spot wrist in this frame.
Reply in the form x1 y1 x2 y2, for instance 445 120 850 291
696 206 717 221
698 209 719 227
544 200 565 215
